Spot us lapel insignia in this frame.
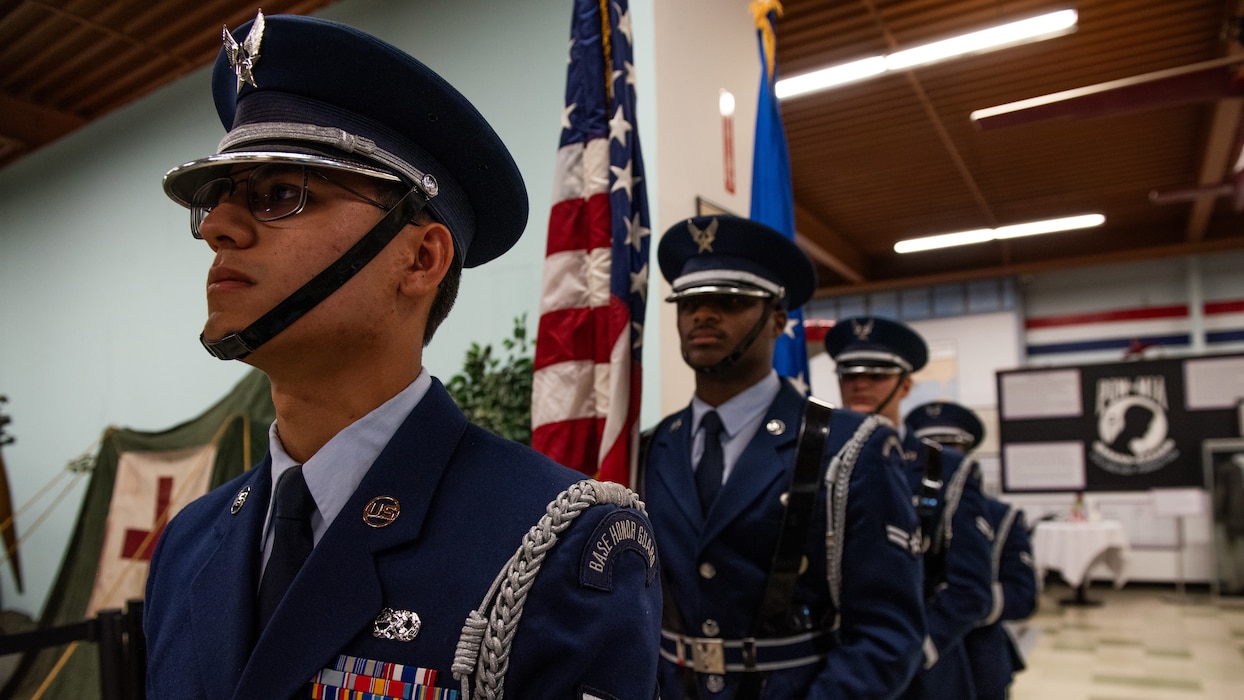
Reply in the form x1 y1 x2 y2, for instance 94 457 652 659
669 418 682 432
363 496 400 527
766 419 785 436
230 486 251 514
373 607 421 642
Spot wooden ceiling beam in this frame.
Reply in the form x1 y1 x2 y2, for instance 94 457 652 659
794 203 868 283
1183 15 1244 242
0 91 84 147
1182 97 1243 241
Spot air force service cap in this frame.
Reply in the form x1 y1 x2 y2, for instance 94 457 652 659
905 401 984 451
824 316 928 375
162 12 527 268
657 216 816 309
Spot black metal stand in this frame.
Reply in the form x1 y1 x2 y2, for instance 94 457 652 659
0 599 145 700
1059 580 1102 607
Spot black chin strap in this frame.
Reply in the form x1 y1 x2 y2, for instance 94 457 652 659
686 300 779 375
872 370 909 420
201 189 429 361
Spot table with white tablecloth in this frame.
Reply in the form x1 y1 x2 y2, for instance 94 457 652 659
1032 520 1130 603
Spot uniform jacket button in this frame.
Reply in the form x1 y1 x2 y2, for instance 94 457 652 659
699 561 717 579
701 619 720 636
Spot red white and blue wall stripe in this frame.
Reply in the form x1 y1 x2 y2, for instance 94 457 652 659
1025 299 1244 358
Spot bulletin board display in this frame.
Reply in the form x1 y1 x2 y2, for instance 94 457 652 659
997 354 1244 493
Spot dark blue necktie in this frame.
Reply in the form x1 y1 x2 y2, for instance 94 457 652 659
695 411 725 514
257 465 316 629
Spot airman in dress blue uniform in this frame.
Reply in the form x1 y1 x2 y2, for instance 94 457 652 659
641 217 925 699
144 13 661 700
906 402 1039 700
824 317 994 700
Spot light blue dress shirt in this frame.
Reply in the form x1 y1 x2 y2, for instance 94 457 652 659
689 370 782 486
260 368 432 576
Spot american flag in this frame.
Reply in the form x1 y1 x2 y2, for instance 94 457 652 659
531 0 650 485
750 1 810 392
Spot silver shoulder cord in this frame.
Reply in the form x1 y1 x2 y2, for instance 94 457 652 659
981 504 1021 627
452 479 647 700
935 457 976 553
824 415 884 619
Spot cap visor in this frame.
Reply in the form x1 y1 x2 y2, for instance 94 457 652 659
665 285 775 303
163 150 401 208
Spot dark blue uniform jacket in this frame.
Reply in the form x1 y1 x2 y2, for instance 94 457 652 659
145 379 662 700
644 381 925 699
965 499 1038 700
899 433 993 700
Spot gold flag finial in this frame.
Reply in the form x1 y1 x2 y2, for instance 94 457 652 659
750 1 784 82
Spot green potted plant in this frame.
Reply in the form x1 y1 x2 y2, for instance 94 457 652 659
445 315 534 445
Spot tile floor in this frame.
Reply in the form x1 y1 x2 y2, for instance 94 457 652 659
1009 583 1244 700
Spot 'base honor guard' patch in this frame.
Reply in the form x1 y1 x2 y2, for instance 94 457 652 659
579 510 658 591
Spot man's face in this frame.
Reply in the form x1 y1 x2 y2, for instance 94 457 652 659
196 165 404 361
837 370 911 422
675 294 781 374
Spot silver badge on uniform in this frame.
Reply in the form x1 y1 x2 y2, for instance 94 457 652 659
373 607 421 642
766 419 785 435
230 486 251 514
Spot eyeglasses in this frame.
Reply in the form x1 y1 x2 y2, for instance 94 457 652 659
190 163 394 238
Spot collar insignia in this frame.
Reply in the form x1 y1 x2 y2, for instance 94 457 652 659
363 495 400 527
851 318 874 341
689 217 718 253
230 485 251 514
224 10 266 92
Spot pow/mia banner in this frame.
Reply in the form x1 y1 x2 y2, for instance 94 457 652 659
1082 361 1187 489
998 355 1244 492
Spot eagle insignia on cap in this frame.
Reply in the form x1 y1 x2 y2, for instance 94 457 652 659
689 217 718 253
224 10 265 91
851 318 874 341
925 404 942 417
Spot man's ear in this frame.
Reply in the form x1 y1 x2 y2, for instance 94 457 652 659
770 307 789 339
898 374 914 401
401 222 454 296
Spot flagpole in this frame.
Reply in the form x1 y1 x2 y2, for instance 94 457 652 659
749 1 812 394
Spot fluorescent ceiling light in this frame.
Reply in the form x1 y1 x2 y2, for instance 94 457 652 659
894 213 1104 253
776 9 1078 100
776 57 886 97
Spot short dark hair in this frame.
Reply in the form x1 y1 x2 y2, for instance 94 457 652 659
425 250 462 346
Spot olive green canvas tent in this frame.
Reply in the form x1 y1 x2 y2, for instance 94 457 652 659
2 370 273 699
